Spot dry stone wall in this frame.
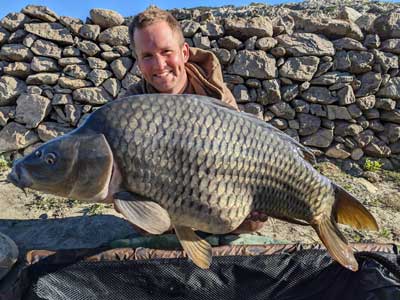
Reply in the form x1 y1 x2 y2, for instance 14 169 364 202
0 2 399 171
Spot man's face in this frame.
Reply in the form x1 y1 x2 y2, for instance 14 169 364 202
134 21 189 94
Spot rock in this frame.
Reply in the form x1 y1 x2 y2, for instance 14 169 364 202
362 171 381 183
384 123 400 143
326 105 352 120
0 232 18 280
261 79 281 104
211 48 231 65
0 44 33 62
380 39 400 54
364 108 380 120
271 118 287 130
0 76 26 106
277 33 334 57
37 122 73 141
355 72 382 97
335 122 363 136
0 28 10 46
279 56 319 82
292 99 309 113
351 148 364 160
52 94 72 105
87 69 112 87
348 104 363 118
232 84 250 103
356 95 376 110
377 77 400 100
373 12 400 39
98 26 129 46
63 46 80 57
58 57 86 67
63 64 91 80
339 6 362 22
332 37 366 51
311 71 353 86
90 8 124 29
101 78 120 99
31 39 62 59
58 77 92 90
354 129 374 147
110 57 133 81
3 62 31 78
26 73 60 85
310 104 327 117
0 122 39 153
15 94 51 128
0 13 30 32
375 98 396 111
302 128 334 148
200 22 224 38
325 143 351 159
269 102 295 120
22 5 58 22
73 87 112 105
355 14 376 33
8 29 28 44
101 51 121 62
297 113 321 136
337 85 356 105
181 20 201 38
24 23 73 44
364 140 391 158
218 36 242 50
77 40 101 56
64 104 81 126
303 18 363 41
30 57 59 73
0 106 15 126
348 51 374 74
373 49 399 73
281 84 298 102
381 110 400 124
363 34 380 49
301 86 337 104
355 178 378 194
255 37 277 51
87 57 107 69
225 16 273 40
228 50 276 79
79 24 100 41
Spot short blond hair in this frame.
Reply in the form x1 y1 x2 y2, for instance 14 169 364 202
129 6 185 56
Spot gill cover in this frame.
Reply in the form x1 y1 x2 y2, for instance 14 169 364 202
67 133 114 201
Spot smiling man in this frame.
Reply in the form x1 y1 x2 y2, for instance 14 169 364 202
128 6 239 110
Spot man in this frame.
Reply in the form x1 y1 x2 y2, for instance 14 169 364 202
128 7 267 233
127 6 238 110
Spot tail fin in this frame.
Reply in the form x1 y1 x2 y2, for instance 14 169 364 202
312 214 358 271
333 183 379 231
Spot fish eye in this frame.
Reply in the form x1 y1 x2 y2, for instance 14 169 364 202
45 153 57 165
34 150 42 158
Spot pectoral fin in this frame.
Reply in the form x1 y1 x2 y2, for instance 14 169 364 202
114 192 171 235
174 225 212 269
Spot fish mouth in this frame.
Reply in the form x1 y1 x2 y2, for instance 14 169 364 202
7 163 33 191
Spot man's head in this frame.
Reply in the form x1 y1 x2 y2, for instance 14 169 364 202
129 7 190 94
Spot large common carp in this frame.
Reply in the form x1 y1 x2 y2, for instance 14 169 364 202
8 94 378 271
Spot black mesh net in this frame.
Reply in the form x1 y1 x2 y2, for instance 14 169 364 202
22 249 400 300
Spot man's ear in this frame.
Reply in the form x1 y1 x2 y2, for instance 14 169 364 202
182 42 190 63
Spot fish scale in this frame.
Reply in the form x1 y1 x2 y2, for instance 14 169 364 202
88 94 333 233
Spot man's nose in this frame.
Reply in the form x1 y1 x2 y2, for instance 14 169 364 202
153 55 166 69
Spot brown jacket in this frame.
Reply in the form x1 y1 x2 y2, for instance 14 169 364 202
128 47 239 111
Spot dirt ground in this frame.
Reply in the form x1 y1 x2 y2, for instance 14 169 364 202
0 160 399 246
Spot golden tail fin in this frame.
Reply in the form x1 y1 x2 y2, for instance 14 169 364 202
333 183 379 231
312 214 358 272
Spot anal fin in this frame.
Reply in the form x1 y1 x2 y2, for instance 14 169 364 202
174 225 212 269
114 192 171 235
312 213 358 272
